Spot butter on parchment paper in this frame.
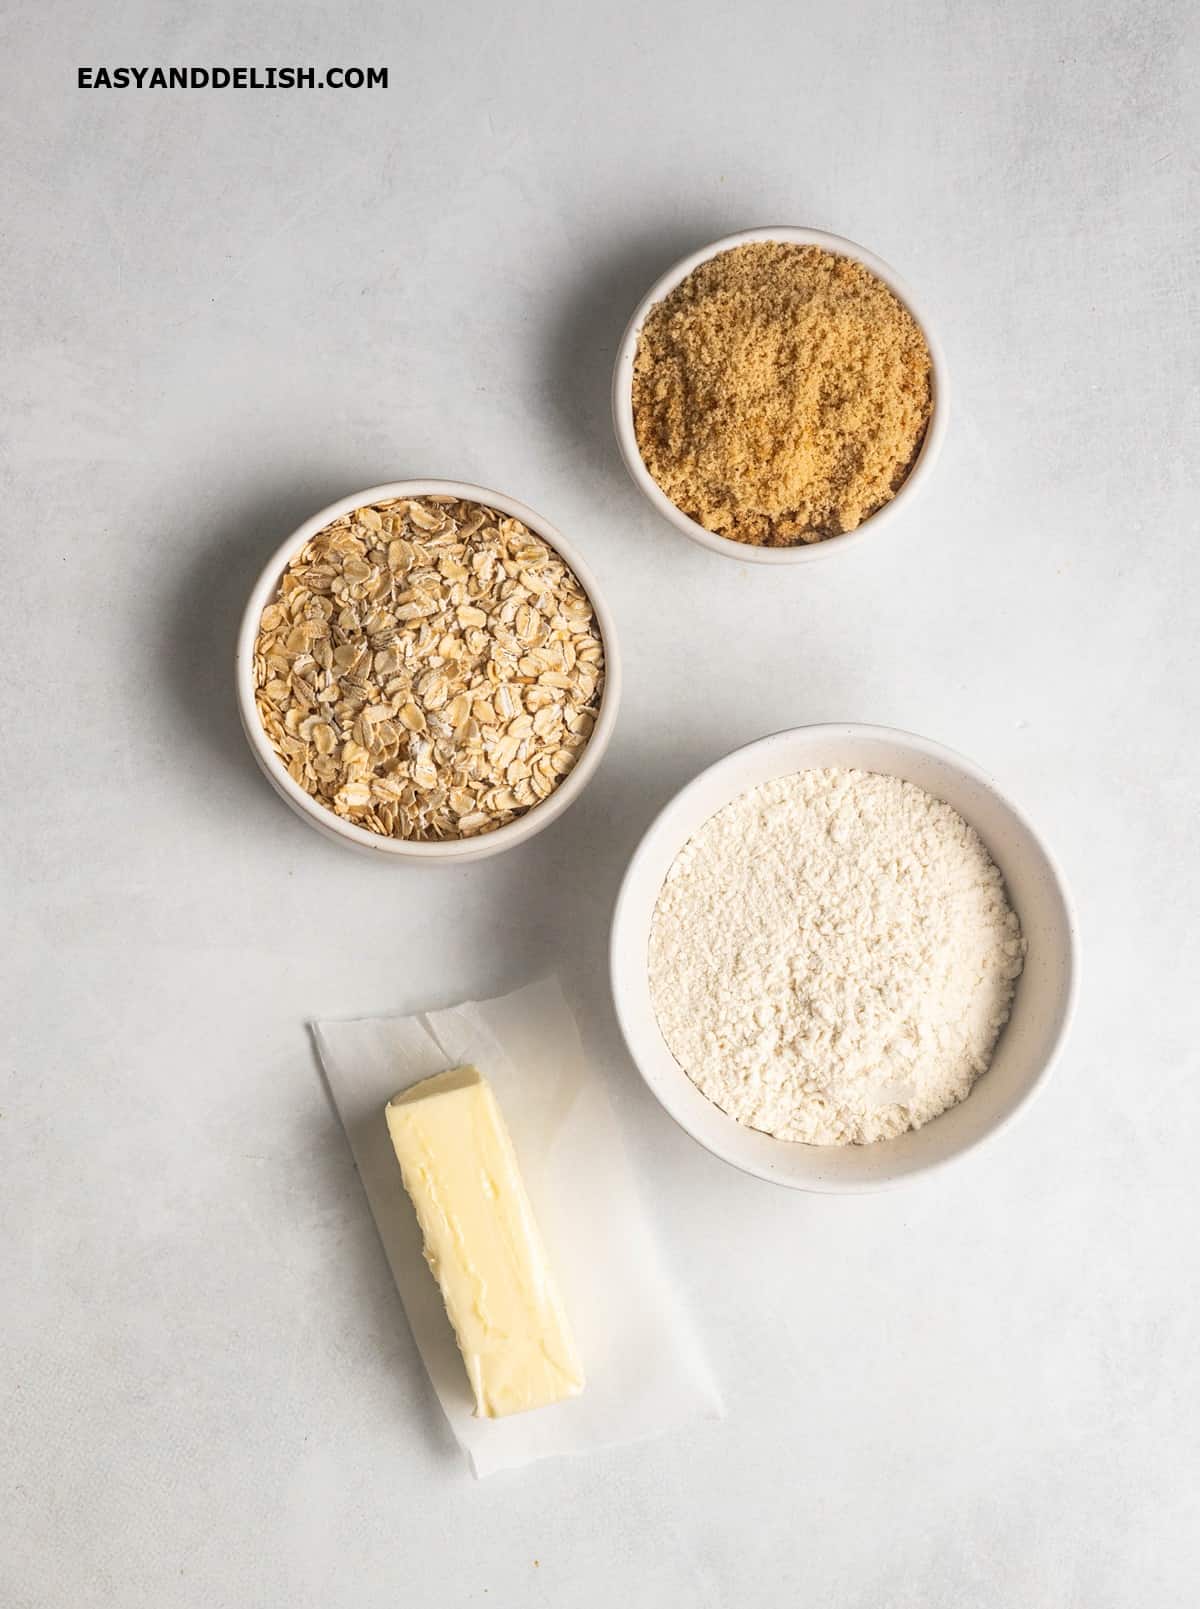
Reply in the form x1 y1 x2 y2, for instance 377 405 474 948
385 1066 585 1419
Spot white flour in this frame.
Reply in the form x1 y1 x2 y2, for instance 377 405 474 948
648 768 1025 1145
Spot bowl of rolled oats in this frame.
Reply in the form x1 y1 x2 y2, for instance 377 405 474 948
237 482 619 860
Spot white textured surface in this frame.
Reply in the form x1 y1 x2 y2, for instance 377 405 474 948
2 3 1198 1606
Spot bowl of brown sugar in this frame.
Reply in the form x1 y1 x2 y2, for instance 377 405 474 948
613 228 947 564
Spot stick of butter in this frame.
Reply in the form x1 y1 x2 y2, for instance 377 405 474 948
385 1065 585 1419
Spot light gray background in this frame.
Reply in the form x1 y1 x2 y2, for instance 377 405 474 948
4 3 1198 1605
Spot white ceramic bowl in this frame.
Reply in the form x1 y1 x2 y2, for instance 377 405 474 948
236 480 621 862
611 725 1077 1190
612 227 949 565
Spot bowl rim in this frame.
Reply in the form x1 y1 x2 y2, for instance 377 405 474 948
610 723 1079 1190
235 479 622 860
611 226 950 566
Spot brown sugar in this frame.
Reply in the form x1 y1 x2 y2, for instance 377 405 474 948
631 242 933 546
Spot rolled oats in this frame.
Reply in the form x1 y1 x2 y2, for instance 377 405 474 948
252 496 606 840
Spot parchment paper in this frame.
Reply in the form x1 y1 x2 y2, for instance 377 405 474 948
312 977 722 1476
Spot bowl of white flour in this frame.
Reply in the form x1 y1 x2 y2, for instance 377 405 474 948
611 725 1077 1191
